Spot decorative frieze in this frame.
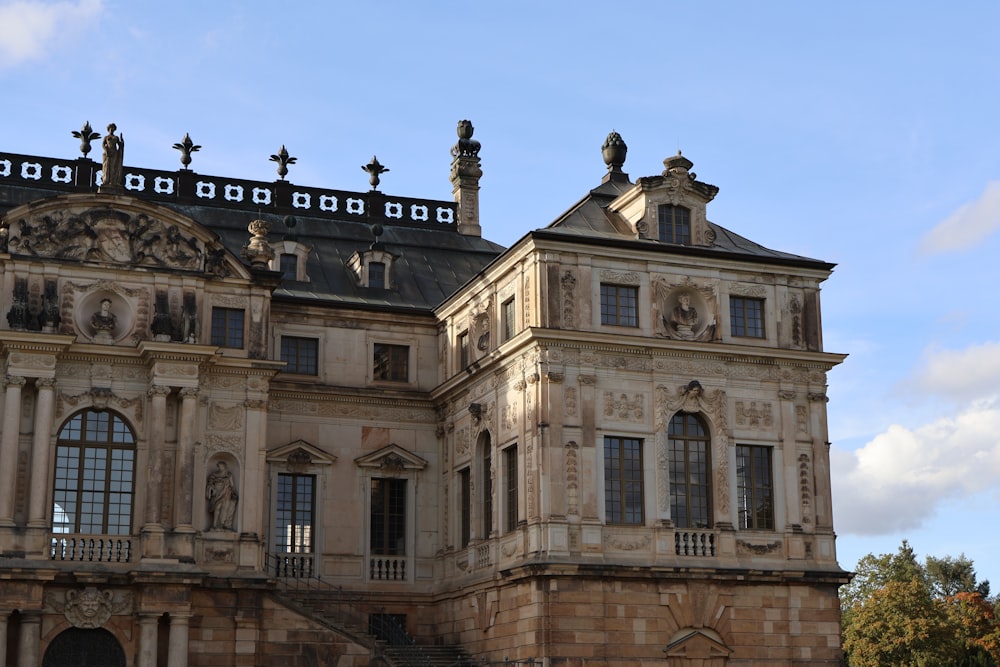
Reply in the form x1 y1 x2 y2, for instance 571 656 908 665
208 402 244 431
734 401 773 429
728 282 767 298
599 269 640 284
561 270 577 328
565 441 579 516
736 540 782 556
603 392 644 421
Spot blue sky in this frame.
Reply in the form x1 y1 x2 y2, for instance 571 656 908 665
3 1 999 585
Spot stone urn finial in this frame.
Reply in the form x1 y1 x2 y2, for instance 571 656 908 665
602 131 627 173
242 218 275 269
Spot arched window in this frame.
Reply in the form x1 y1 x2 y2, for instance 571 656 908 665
668 413 711 528
52 410 136 535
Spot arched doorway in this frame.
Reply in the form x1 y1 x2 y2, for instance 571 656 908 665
43 627 125 667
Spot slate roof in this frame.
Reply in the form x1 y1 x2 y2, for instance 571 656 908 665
533 173 835 271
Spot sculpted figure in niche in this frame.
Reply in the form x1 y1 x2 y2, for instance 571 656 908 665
91 298 117 338
206 461 239 530
101 123 124 191
664 291 716 342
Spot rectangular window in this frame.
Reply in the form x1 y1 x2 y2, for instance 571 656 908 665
211 307 245 348
53 445 135 535
600 284 638 327
368 262 385 289
373 343 409 382
503 445 518 532
604 436 644 525
658 204 691 244
482 446 493 538
501 297 516 342
275 473 315 553
280 336 318 375
279 253 298 280
458 330 469 369
459 468 471 547
730 297 765 338
668 414 712 529
737 445 774 530
370 478 406 556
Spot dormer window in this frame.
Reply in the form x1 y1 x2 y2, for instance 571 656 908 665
270 241 311 282
658 205 691 245
349 249 396 289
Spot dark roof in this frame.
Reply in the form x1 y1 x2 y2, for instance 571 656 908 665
536 174 835 271
0 152 505 312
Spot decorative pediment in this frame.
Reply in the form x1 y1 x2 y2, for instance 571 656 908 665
664 627 732 660
267 439 336 466
354 443 427 472
2 194 248 279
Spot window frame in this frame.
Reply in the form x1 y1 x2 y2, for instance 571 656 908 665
501 297 516 342
370 477 407 557
280 335 319 376
668 413 712 529
211 307 245 348
458 330 469 370
603 435 644 525
600 283 639 327
658 204 692 244
459 467 471 547
730 296 766 339
368 261 386 289
52 410 136 536
274 472 316 554
372 342 410 383
736 444 774 530
503 444 518 533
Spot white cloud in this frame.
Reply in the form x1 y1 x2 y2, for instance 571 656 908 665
909 341 1000 403
0 0 102 69
919 180 1000 254
832 397 1000 536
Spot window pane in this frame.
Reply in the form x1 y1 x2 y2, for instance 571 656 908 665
211 308 245 348
600 284 638 327
371 478 406 555
730 297 765 338
737 445 774 530
658 205 691 245
501 298 516 341
369 262 385 289
668 413 712 529
373 343 409 382
281 336 319 375
459 469 471 547
504 446 518 532
604 436 644 525
280 253 297 280
275 473 316 553
52 411 136 535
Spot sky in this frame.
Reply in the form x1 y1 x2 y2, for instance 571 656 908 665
2 1 999 587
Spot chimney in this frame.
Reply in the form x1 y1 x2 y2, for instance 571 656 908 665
450 120 482 236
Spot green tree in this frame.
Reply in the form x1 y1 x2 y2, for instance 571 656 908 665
841 541 999 667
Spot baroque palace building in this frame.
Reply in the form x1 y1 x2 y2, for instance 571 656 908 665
0 121 847 667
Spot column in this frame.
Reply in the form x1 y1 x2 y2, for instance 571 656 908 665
144 385 171 528
166 613 191 667
173 388 198 530
17 611 41 667
28 378 56 526
0 610 9 667
0 375 26 525
137 613 159 667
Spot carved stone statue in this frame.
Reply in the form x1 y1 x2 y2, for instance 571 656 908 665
206 461 238 530
91 298 117 341
101 123 124 191
668 293 700 339
65 587 114 629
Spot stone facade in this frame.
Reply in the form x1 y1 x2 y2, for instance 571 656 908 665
0 123 847 667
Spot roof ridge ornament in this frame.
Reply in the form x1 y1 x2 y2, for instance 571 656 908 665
269 145 297 181
173 133 201 170
601 130 628 183
362 155 389 191
71 120 101 158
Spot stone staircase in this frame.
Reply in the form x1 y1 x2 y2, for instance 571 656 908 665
272 584 475 667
